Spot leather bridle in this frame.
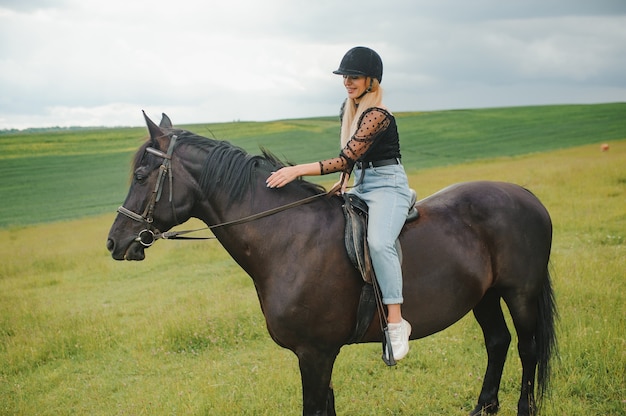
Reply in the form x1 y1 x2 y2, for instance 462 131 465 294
117 134 179 247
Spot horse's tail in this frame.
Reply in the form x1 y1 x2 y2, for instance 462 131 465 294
535 265 558 410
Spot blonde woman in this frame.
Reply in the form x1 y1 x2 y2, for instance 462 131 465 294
266 46 413 361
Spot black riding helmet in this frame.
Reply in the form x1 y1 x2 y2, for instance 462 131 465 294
333 46 383 83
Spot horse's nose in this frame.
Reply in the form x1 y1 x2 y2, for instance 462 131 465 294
106 238 115 253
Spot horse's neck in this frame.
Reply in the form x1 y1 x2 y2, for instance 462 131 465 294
197 182 335 278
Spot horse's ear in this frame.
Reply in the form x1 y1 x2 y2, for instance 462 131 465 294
159 113 173 128
143 110 165 144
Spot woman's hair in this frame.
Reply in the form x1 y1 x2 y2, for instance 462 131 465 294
340 77 383 148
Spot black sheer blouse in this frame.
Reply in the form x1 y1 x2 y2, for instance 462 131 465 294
319 107 401 175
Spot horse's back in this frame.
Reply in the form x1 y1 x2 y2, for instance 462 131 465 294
412 181 551 246
417 181 548 217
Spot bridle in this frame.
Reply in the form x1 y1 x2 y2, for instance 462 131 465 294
117 134 180 247
117 133 333 247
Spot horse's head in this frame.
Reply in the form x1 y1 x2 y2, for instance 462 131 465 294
106 112 195 260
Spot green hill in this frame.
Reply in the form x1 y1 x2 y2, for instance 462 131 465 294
0 103 624 227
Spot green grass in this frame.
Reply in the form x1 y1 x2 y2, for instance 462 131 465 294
0 105 625 415
0 103 624 227
396 103 626 168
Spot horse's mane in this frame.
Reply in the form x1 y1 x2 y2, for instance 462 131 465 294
157 130 326 202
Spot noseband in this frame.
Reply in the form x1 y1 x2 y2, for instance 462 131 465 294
117 134 179 247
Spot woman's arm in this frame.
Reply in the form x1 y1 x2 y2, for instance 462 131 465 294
266 108 390 189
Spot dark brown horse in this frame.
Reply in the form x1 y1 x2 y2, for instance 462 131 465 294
107 113 557 416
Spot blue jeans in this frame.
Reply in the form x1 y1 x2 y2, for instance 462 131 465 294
349 163 412 304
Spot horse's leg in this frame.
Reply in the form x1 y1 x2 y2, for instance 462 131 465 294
470 290 511 416
503 295 538 416
297 347 339 416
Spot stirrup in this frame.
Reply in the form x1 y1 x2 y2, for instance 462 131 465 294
382 326 397 366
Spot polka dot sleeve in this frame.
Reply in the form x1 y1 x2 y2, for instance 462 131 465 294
319 108 391 175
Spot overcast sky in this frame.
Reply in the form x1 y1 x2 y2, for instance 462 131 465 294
1 0 625 129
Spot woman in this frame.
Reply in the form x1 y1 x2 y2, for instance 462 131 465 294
266 46 413 361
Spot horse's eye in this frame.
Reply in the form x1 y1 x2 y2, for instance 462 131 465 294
134 168 148 183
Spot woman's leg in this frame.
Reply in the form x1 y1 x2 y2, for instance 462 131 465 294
364 181 410 307
351 165 413 360
387 304 402 324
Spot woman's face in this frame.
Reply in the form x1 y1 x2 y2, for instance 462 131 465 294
343 75 368 102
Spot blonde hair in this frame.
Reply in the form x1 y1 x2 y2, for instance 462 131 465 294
340 78 384 148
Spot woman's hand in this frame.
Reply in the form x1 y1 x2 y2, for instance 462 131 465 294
266 166 301 188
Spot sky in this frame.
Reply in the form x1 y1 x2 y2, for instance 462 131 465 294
1 0 625 130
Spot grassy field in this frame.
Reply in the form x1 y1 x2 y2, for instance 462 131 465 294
0 105 625 415
0 103 624 227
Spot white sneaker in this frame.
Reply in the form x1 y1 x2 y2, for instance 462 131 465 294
387 319 412 361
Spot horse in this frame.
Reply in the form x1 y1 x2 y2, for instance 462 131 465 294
106 113 557 416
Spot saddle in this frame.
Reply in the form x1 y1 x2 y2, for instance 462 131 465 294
343 190 419 344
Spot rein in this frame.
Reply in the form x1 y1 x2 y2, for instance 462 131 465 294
117 135 332 247
152 192 328 243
